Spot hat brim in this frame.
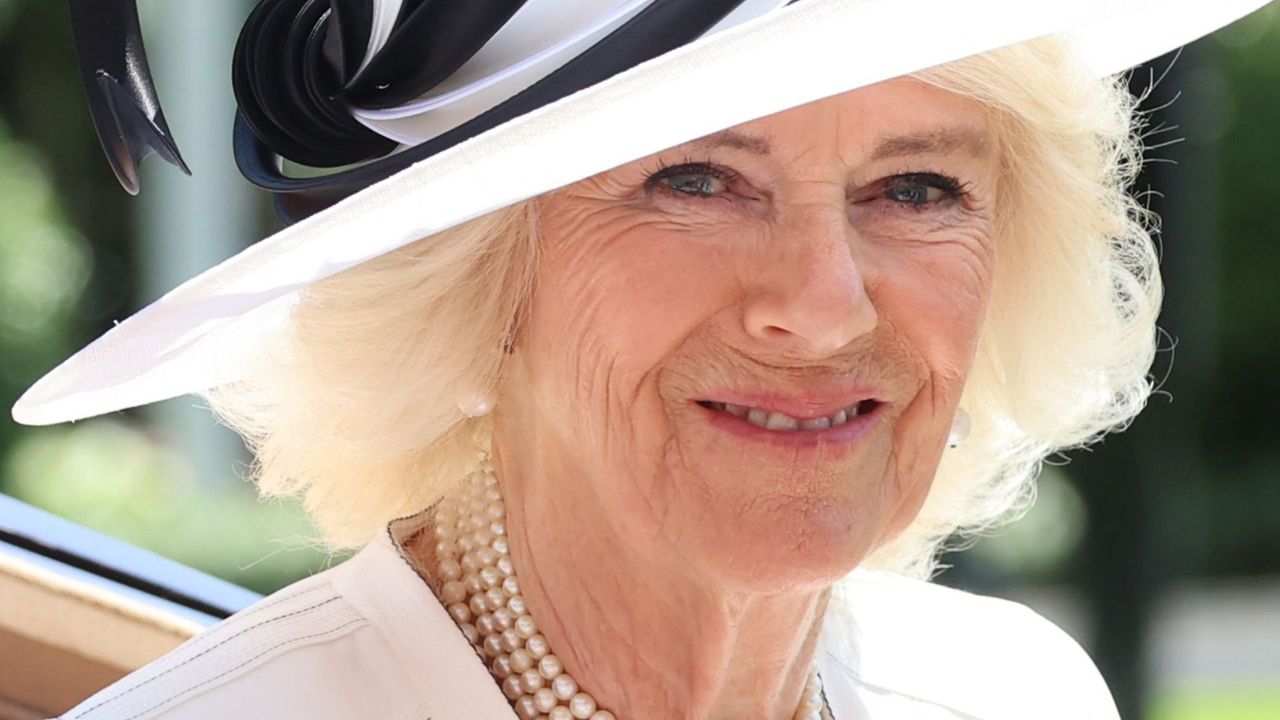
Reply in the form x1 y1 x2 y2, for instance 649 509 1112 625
12 0 1272 426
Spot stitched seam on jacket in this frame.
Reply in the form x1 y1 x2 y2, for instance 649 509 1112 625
69 596 343 718
118 618 366 720
218 583 330 621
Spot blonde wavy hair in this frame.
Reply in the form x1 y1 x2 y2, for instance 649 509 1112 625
204 37 1159 577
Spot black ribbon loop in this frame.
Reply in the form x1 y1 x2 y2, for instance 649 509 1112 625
233 0 396 168
343 0 529 108
67 0 191 194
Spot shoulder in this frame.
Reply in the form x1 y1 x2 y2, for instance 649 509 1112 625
821 570 1119 720
56 552 425 720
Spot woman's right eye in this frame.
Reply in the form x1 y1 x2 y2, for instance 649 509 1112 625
645 162 736 199
662 173 726 197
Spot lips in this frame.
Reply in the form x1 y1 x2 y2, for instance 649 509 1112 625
696 399 879 431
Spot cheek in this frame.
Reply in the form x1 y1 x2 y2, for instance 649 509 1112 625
873 226 995 381
869 226 996 531
524 203 753 460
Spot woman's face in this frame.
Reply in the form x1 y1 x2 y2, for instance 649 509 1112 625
501 78 1001 590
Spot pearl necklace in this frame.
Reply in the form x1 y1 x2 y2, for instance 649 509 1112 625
428 451 830 720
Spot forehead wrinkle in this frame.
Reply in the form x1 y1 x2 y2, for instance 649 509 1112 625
869 126 991 162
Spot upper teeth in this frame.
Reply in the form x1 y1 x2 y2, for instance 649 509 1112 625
713 402 869 431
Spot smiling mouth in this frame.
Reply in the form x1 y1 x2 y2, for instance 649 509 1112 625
695 399 881 431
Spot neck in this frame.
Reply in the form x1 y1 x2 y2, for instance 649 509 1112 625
494 434 831 720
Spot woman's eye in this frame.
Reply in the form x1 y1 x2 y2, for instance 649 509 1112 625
645 162 737 199
878 173 965 208
662 173 726 197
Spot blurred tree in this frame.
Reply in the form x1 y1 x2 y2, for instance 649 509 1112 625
1205 7 1280 576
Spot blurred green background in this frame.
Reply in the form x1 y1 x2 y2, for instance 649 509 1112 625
0 3 1277 719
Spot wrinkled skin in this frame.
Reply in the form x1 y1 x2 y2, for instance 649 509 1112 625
492 77 1001 719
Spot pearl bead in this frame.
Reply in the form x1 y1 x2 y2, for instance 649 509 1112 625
492 654 512 679
534 688 557 713
475 546 497 566
484 633 504 658
569 692 596 718
589 712 615 720
460 623 479 645
477 613 497 635
447 603 472 624
490 520 506 536
497 555 515 576
549 709 572 720
493 536 510 555
510 649 534 673
441 580 466 604
526 634 549 659
469 594 488 617
456 395 493 418
500 628 522 653
502 675 522 700
514 614 538 639
538 654 562 679
515 695 540 719
520 668 546 693
461 553 481 573
507 594 527 616
493 607 515 629
551 674 578 701
486 586 508 609
439 559 462 581
502 575 520 596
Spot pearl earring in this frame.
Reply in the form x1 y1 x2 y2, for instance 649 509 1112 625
947 408 971 449
457 394 494 418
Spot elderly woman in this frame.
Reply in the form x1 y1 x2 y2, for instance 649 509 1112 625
14 1 1275 718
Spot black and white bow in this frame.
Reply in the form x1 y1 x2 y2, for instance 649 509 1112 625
70 0 790 221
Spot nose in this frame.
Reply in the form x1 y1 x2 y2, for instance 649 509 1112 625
741 204 877 356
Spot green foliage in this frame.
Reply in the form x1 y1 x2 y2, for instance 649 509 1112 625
1201 6 1280 575
1153 684 1280 720
0 121 90 381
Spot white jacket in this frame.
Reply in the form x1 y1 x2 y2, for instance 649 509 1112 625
57 509 1120 719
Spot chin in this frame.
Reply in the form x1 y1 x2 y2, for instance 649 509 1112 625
669 473 895 593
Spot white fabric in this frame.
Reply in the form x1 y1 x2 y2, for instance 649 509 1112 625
56 508 1120 720
11 0 1274 427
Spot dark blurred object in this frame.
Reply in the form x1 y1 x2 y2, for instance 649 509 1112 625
67 0 190 194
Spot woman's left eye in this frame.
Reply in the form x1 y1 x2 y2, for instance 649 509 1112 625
645 162 737 199
877 173 966 208
663 173 726 197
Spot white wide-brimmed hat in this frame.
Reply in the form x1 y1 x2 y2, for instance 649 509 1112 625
12 0 1274 426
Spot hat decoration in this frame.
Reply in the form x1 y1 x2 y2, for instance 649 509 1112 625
67 0 192 195
72 0 793 222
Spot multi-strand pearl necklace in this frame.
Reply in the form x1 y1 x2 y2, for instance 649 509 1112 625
427 451 830 720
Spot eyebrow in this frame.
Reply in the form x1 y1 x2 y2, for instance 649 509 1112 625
689 129 773 155
869 127 990 161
